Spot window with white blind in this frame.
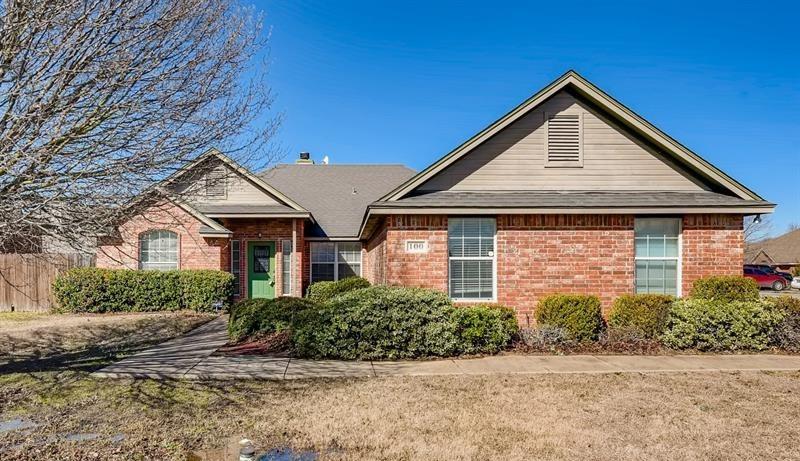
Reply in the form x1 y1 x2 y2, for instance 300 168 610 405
230 240 241 295
448 217 496 300
281 239 293 295
546 113 583 167
139 230 178 270
205 167 226 198
310 242 361 283
634 218 681 296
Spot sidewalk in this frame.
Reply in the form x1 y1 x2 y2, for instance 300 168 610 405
93 316 800 380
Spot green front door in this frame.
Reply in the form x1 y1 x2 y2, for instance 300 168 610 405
247 241 275 299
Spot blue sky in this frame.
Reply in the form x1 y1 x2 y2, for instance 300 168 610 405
251 0 799 235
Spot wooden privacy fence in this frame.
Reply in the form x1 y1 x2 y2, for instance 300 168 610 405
0 253 95 312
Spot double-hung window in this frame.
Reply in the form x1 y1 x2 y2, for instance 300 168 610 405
310 242 362 283
634 218 681 296
448 217 496 300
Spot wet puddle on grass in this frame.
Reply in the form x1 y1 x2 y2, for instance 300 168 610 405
0 418 37 433
188 439 318 461
0 417 126 452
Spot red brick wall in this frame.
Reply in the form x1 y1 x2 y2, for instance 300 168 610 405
364 218 389 285
381 213 745 326
96 201 305 298
385 215 449 291
682 214 744 296
496 215 634 325
96 201 226 270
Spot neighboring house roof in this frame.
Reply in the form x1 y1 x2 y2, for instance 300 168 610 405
380 70 768 203
370 191 773 213
745 229 800 265
260 164 416 239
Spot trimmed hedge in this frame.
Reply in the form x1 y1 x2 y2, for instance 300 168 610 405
53 268 233 313
767 296 800 351
228 297 318 342
661 299 783 351
451 304 519 355
607 294 673 339
306 277 370 302
690 276 759 303
535 294 604 341
294 286 458 360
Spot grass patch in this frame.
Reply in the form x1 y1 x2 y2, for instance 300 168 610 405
0 312 50 323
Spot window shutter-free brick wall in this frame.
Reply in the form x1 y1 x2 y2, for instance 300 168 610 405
372 213 744 326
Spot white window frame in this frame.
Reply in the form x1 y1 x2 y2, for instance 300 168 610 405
310 241 362 283
230 240 241 296
281 239 293 296
448 217 497 302
138 229 179 271
634 217 682 297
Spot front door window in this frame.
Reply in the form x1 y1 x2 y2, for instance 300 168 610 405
253 245 270 273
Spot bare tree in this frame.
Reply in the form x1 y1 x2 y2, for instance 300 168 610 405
0 0 278 254
744 214 772 243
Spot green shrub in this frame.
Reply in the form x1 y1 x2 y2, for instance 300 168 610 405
306 276 370 302
661 299 784 351
534 294 603 341
690 276 759 303
178 270 234 312
766 296 800 351
294 286 458 360
607 294 673 339
451 304 519 355
228 297 318 342
53 268 232 313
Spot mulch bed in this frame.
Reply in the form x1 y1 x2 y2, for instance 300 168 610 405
215 331 291 356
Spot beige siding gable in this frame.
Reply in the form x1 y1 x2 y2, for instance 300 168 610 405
171 157 283 206
416 90 708 192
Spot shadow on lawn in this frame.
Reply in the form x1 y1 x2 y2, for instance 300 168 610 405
0 316 210 375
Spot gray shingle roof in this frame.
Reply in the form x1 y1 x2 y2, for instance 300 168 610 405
259 164 416 238
194 204 308 216
372 191 774 209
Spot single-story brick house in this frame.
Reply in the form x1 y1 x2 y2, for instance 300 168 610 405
97 71 774 324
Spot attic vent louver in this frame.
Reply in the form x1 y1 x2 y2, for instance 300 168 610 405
205 167 226 198
546 113 582 167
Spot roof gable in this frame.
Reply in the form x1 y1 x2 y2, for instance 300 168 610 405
382 71 765 202
415 88 710 193
166 148 307 212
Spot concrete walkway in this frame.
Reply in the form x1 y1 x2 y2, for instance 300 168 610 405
93 316 800 380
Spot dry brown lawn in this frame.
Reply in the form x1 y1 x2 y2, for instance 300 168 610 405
1 370 799 460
